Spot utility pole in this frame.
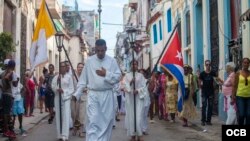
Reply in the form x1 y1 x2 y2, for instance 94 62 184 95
98 0 102 39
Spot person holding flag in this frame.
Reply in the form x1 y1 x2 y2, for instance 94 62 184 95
158 23 185 113
179 65 197 127
29 0 57 123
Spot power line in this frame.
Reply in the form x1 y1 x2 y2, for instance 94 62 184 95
103 22 125 26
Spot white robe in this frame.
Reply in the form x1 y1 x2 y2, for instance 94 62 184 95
74 55 121 141
141 83 150 132
52 74 74 140
71 74 87 127
113 84 119 126
124 72 146 136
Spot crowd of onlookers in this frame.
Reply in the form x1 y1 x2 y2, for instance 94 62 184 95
119 58 250 141
0 56 249 140
0 58 87 140
0 59 27 139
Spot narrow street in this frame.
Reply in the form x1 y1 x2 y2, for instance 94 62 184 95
18 115 220 141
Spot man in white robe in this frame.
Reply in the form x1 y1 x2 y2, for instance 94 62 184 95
52 62 74 141
139 70 151 135
71 62 87 137
124 60 146 141
73 39 121 141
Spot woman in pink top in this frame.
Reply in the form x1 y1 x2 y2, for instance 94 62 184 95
218 62 236 124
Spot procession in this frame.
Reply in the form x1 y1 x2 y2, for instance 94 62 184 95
1 0 250 141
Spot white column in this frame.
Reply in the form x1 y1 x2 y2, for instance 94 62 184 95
180 8 187 64
15 7 22 76
190 0 196 69
202 0 210 61
0 0 4 32
217 0 226 79
242 1 250 58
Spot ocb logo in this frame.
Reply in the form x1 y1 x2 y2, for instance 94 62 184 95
226 129 247 136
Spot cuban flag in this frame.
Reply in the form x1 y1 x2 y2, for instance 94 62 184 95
159 27 185 112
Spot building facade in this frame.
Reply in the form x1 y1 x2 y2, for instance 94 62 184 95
0 0 91 81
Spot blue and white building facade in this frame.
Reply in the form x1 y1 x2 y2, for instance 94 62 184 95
149 1 173 70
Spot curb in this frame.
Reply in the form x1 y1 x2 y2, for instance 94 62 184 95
188 122 205 131
26 114 50 132
17 114 49 140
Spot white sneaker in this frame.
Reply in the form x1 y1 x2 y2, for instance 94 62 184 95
170 120 175 123
149 120 155 123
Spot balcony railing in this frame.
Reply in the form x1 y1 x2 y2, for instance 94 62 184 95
36 0 62 19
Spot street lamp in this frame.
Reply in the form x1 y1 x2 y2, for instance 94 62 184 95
126 27 138 135
98 0 102 38
55 31 65 52
127 27 137 45
55 31 65 135
80 40 86 62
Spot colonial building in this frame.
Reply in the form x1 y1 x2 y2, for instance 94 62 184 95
147 0 173 71
115 0 151 73
0 0 92 82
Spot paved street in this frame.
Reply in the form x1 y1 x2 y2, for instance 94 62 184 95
15 114 221 141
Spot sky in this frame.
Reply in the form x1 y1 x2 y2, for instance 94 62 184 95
59 0 128 57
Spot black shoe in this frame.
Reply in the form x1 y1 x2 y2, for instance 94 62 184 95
201 122 205 126
206 122 212 125
48 118 52 124
115 117 120 122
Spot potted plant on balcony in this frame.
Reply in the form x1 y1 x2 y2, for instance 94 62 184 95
0 32 15 67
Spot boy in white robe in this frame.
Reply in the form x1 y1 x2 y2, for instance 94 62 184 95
52 62 74 141
73 39 121 141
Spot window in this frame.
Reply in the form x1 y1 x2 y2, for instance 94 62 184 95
186 11 191 45
153 24 158 44
3 2 13 34
159 20 163 40
167 9 172 32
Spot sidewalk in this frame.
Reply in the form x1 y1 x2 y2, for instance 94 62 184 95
0 109 49 141
187 109 224 141
21 109 49 132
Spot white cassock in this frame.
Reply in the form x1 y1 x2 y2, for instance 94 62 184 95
113 83 119 126
74 55 121 141
141 81 151 133
52 74 74 140
72 73 87 131
124 72 146 136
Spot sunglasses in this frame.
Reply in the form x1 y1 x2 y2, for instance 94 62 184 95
245 78 248 86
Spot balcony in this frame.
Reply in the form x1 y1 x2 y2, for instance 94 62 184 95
36 0 62 19
129 0 138 10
